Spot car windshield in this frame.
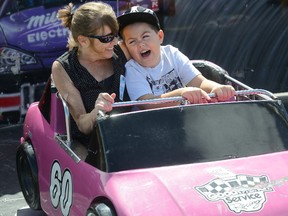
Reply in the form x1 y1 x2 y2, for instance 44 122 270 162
94 100 288 172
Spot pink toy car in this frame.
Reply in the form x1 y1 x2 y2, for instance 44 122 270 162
16 61 288 215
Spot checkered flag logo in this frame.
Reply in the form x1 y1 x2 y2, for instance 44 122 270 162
195 174 273 214
196 175 271 201
197 178 231 195
238 175 268 187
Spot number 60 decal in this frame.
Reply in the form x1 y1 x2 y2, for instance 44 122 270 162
50 161 73 216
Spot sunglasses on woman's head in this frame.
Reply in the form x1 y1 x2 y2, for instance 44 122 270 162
86 33 116 43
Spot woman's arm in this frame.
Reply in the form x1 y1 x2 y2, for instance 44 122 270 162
51 61 115 134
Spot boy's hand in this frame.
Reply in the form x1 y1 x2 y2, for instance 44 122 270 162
211 85 235 101
181 87 211 104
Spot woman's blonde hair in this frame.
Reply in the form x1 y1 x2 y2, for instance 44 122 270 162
57 2 118 47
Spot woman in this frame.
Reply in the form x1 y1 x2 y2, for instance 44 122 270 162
52 2 130 144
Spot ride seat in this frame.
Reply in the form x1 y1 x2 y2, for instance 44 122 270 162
50 78 67 135
191 60 229 84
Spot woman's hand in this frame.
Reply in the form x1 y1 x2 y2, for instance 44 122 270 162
211 85 235 101
95 93 116 113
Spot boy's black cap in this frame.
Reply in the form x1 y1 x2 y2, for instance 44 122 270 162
117 6 160 36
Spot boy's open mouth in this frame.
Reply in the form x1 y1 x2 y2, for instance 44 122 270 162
141 50 151 58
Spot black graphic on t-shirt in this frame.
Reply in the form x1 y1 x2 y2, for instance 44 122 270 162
146 69 183 96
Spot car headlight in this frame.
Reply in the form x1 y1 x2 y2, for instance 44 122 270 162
0 47 37 74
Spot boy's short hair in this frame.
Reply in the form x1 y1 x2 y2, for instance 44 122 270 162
117 6 160 37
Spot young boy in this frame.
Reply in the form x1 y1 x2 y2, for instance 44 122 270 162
118 6 235 109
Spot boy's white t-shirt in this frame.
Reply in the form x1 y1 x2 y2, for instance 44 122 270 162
125 45 200 101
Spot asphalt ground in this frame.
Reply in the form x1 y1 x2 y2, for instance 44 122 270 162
0 123 46 216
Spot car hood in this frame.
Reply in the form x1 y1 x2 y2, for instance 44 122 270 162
106 151 288 216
